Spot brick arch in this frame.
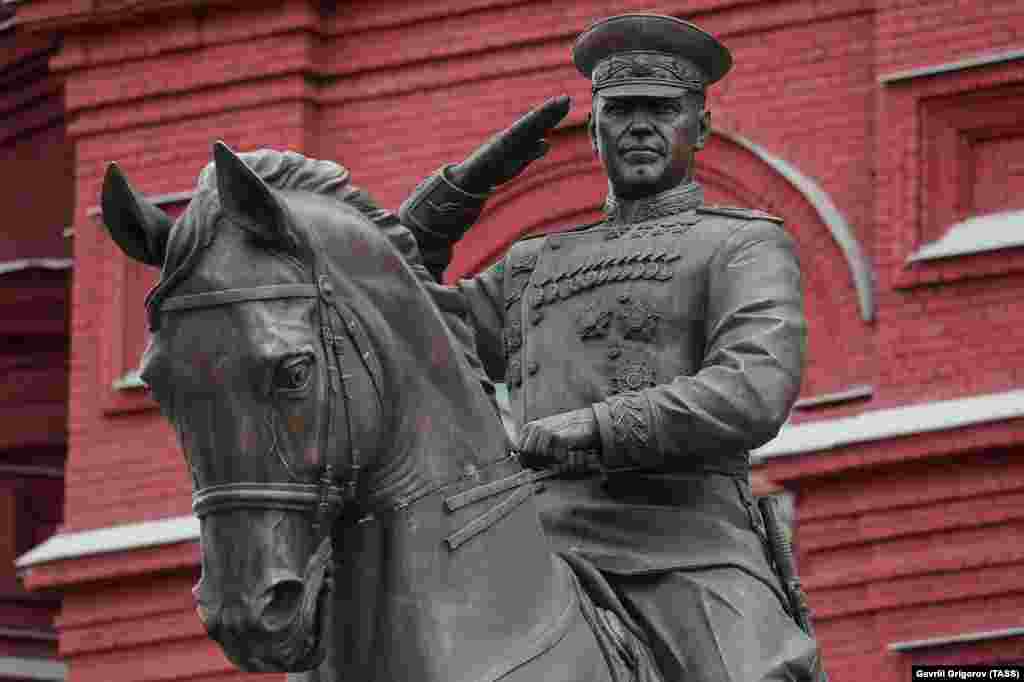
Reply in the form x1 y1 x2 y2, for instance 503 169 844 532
705 129 873 322
699 130 875 400
447 127 874 400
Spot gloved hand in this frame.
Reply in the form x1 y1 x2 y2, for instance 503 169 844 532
448 95 571 194
517 407 602 476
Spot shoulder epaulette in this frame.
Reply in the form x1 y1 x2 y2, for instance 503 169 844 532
697 205 784 224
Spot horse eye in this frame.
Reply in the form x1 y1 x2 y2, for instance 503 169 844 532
274 356 314 393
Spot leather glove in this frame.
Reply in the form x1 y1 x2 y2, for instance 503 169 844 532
517 407 602 476
448 95 571 194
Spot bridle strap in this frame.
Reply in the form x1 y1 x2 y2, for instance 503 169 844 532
163 277 356 534
161 283 319 312
313 273 358 536
193 482 348 516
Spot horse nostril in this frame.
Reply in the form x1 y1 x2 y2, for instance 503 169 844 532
260 579 304 630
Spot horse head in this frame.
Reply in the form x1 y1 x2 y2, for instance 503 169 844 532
100 144 418 671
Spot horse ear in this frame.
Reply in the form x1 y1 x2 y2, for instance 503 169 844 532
212 141 295 251
101 163 173 267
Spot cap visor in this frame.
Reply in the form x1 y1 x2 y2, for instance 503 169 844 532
595 83 690 98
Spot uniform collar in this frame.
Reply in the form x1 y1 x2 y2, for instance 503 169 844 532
603 181 704 225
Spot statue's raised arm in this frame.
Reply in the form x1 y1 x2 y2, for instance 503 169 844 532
398 96 570 281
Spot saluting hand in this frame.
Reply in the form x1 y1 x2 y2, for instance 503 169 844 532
517 407 602 476
448 95 572 194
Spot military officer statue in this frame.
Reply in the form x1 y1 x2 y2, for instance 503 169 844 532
398 13 824 682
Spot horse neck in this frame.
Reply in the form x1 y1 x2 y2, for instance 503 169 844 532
332 349 569 682
330 476 570 682
307 213 571 680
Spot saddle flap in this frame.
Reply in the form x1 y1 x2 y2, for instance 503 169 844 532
560 551 664 682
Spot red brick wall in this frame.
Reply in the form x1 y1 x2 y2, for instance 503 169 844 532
870 0 1024 408
0 30 70 262
875 0 1024 75
8 0 1024 680
0 20 69 682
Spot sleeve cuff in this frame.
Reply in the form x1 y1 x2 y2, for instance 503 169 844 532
592 401 626 469
594 392 663 470
397 165 490 245
439 164 492 200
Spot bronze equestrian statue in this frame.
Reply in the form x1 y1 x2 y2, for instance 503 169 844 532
399 13 826 681
96 12 826 682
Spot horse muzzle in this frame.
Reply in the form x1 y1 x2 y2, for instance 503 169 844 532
197 535 335 672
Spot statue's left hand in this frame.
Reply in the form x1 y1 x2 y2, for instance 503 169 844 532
517 407 601 475
448 95 571 194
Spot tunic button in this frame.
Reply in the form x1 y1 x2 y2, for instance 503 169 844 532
549 241 561 250
527 361 539 375
618 293 631 303
531 310 544 326
508 359 522 387
607 346 622 359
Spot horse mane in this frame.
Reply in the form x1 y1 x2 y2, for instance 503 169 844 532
145 149 397 329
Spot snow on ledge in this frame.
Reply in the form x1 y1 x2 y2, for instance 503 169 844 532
0 656 67 681
16 515 199 570
753 388 1024 461
908 210 1024 263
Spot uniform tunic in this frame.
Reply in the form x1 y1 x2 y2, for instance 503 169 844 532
413 182 820 680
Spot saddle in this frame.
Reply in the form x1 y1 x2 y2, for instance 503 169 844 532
561 550 664 682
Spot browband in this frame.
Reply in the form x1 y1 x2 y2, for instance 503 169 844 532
161 284 319 313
